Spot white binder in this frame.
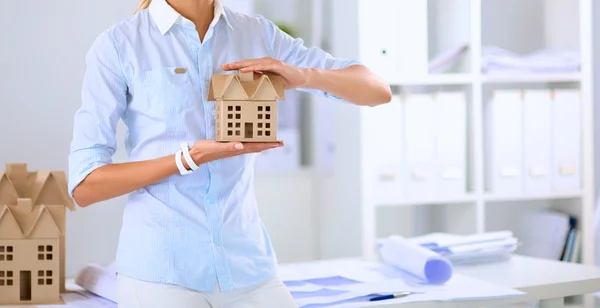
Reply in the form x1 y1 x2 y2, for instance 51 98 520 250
358 0 428 81
523 90 552 194
404 94 436 200
485 91 524 194
311 95 336 171
364 95 404 205
551 90 581 192
434 92 467 197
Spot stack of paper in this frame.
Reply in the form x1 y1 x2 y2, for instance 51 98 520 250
481 46 580 74
74 261 117 303
407 231 519 265
278 258 524 307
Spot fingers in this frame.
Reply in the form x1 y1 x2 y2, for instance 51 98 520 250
222 59 261 71
222 57 283 72
241 142 283 153
240 64 282 74
209 141 244 151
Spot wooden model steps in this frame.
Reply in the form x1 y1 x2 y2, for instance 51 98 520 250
0 163 75 305
208 70 286 142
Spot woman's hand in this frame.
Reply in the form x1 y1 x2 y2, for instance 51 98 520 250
222 57 310 90
73 140 282 207
184 140 283 169
223 58 391 106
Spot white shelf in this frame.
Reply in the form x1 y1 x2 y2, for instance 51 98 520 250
325 0 595 270
481 73 582 84
388 74 474 86
376 195 477 208
385 73 582 86
484 192 583 203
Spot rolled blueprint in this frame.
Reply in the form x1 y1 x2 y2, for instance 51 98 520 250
378 235 453 285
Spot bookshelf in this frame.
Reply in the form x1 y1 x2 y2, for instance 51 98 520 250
324 1 595 306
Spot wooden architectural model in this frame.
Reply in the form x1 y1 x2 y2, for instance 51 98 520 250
0 163 75 305
208 70 285 142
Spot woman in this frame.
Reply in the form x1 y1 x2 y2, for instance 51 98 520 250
68 0 391 307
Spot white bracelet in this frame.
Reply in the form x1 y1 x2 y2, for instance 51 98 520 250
175 149 192 175
180 143 199 171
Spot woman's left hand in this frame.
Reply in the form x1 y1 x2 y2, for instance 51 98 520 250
222 57 310 90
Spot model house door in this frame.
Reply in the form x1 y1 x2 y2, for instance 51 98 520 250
244 123 253 138
20 271 31 301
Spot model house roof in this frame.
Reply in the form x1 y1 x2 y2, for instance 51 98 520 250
208 71 285 101
0 164 74 239
0 203 64 238
0 164 75 211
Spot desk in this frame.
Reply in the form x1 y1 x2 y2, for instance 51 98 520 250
338 255 600 308
7 255 600 308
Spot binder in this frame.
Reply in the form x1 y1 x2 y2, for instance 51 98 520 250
404 94 436 200
358 0 428 81
311 95 336 171
485 91 523 194
434 92 467 197
364 95 404 205
551 90 581 192
522 90 552 194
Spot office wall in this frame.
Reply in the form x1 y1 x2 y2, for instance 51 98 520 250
0 0 318 277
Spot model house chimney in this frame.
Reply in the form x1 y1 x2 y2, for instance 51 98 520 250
6 163 27 195
16 198 33 213
239 70 254 81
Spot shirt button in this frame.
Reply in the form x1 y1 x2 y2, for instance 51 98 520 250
191 45 199 51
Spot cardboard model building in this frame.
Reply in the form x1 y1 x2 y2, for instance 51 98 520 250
0 163 75 305
208 70 286 142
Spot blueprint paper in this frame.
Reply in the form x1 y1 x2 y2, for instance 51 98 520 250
37 291 117 308
279 259 524 307
378 235 454 284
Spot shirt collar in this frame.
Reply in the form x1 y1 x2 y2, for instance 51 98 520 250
149 0 231 35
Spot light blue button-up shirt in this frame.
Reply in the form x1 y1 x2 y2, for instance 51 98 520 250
68 0 359 293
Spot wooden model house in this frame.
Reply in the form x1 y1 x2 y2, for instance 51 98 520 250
208 70 285 142
0 163 75 305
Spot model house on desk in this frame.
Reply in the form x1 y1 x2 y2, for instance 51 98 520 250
208 70 285 142
0 163 75 305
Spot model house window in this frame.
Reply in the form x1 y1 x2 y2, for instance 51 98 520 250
37 245 53 261
0 246 14 261
227 122 242 137
0 271 14 286
37 270 53 285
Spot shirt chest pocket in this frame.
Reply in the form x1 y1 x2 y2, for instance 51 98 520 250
142 67 196 115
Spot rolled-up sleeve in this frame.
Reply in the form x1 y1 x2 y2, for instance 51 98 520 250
260 15 361 100
68 30 127 197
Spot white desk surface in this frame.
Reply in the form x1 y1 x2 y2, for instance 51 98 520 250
9 255 600 308
348 255 600 308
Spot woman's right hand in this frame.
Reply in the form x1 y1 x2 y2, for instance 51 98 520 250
185 140 282 168
72 140 282 207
